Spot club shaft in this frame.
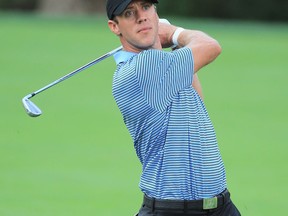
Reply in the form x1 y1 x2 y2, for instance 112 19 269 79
27 46 122 99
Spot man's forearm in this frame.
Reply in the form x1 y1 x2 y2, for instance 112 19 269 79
177 29 221 73
158 23 221 73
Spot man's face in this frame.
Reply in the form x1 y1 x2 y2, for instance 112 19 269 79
108 0 160 52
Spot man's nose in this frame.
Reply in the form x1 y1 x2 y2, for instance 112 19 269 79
136 9 148 23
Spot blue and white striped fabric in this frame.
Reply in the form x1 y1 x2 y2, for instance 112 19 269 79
112 48 227 200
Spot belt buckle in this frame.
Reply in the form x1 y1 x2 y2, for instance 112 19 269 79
203 197 218 210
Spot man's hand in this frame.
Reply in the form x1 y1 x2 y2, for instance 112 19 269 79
158 19 177 48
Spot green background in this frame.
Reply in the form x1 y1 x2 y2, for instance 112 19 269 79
1 13 287 215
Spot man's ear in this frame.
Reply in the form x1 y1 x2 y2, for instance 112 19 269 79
108 20 121 36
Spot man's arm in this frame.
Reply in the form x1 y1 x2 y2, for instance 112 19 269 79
192 74 203 100
158 22 221 73
177 29 221 73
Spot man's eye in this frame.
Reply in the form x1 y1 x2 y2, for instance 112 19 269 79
124 10 134 17
143 4 152 10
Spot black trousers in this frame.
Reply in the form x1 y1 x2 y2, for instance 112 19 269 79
136 190 241 216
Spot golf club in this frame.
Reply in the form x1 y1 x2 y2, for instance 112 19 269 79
22 46 122 117
22 19 172 118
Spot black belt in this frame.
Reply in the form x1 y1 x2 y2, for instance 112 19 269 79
143 189 230 211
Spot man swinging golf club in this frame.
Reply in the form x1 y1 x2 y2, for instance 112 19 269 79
106 0 241 215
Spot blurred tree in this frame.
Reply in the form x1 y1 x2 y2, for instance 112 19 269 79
0 0 37 10
37 0 105 14
0 0 287 22
157 0 288 22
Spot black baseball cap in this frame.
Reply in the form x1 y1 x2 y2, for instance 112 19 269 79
106 0 158 20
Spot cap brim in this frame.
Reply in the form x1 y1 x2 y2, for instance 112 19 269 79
113 0 132 17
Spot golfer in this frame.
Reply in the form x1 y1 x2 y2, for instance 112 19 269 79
106 0 241 215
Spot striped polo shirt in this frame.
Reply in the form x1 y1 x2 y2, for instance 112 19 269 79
112 47 227 200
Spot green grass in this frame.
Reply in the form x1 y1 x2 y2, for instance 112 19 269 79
0 12 287 216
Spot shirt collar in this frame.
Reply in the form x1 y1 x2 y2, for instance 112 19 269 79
114 50 137 65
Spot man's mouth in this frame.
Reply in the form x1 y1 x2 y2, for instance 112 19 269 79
138 27 152 33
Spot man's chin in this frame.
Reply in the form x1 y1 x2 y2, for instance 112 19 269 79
136 43 156 50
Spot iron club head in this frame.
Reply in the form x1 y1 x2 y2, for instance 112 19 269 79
22 94 42 117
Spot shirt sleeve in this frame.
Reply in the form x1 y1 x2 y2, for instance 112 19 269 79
135 47 194 112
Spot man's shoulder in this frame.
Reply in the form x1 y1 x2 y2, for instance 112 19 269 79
138 47 192 60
